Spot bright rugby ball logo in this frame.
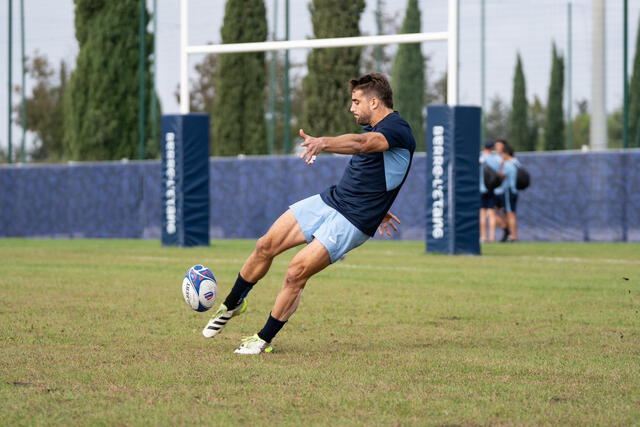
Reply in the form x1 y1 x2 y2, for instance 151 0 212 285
182 265 217 312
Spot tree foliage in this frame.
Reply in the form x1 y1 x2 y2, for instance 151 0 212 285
570 99 590 149
213 0 267 156
65 0 158 160
544 43 565 150
391 0 425 149
19 54 69 161
185 54 218 115
629 14 640 147
485 95 510 142
302 0 365 137
509 54 532 151
529 95 545 151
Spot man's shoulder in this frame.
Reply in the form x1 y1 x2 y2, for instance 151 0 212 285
375 112 415 150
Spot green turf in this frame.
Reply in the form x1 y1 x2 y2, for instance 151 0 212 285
1 239 638 425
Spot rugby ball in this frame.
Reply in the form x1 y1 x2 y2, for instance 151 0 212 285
182 265 217 312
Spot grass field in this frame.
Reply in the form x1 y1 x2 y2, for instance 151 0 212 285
1 238 639 425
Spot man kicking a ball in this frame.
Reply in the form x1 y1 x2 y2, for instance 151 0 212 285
203 73 416 354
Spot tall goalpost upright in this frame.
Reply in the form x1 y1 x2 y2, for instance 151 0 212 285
178 0 460 114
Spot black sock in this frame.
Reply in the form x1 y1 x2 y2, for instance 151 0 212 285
257 313 286 343
223 273 256 309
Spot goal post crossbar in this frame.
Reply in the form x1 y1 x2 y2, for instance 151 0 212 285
179 0 459 114
186 32 449 55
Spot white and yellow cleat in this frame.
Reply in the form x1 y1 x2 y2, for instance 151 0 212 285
202 299 248 338
234 334 273 355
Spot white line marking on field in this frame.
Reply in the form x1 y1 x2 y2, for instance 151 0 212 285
332 255 638 272
491 255 639 265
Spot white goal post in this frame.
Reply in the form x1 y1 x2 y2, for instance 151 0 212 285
179 0 459 115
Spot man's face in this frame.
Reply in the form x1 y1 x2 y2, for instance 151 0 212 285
350 89 373 125
494 141 505 154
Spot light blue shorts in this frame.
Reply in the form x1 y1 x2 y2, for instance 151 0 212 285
289 194 370 263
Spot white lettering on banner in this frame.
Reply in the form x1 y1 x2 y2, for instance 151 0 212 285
165 132 177 235
431 125 445 239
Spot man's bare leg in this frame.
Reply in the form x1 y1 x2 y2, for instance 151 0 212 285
203 210 306 338
488 208 497 242
239 210 307 283
271 238 331 321
507 212 518 241
233 239 331 353
479 208 488 242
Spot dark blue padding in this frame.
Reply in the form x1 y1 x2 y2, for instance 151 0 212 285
1 150 640 242
425 105 481 255
161 114 210 247
425 106 451 253
452 106 481 255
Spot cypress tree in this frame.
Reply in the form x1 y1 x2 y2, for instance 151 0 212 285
302 0 365 137
509 54 531 151
391 0 425 149
65 0 158 160
629 15 640 148
213 0 267 156
544 43 565 150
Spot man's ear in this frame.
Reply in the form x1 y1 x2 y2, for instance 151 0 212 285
369 96 379 110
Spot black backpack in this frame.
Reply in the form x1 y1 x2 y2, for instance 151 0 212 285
483 165 503 192
516 165 530 190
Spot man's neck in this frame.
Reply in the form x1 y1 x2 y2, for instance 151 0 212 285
369 109 394 127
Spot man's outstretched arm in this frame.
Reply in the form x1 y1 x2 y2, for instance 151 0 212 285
298 129 389 164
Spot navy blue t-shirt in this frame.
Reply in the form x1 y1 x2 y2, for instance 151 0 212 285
320 111 416 236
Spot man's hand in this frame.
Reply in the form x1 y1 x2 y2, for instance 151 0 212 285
378 212 400 237
299 129 325 165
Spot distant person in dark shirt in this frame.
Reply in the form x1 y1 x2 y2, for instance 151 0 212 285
202 73 416 354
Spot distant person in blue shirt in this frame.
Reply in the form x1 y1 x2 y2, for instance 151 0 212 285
479 141 502 242
495 144 520 242
202 73 416 354
492 139 509 239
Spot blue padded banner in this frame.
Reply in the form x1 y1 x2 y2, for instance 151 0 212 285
425 106 451 253
1 150 639 242
161 114 210 247
425 105 481 255
452 106 481 254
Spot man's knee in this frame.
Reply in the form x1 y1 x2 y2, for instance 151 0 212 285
255 235 277 259
284 263 308 290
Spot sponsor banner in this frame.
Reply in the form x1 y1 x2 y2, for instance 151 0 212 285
161 114 210 247
425 106 481 255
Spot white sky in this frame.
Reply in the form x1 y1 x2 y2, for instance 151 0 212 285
1 0 639 154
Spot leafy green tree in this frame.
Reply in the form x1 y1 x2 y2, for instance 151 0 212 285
544 43 565 150
529 95 545 151
509 54 532 151
183 54 218 115
17 54 68 161
629 14 640 147
571 99 590 149
425 70 446 105
65 0 158 160
302 0 365 138
264 56 305 153
485 95 510 142
391 0 425 148
608 108 623 148
213 0 267 156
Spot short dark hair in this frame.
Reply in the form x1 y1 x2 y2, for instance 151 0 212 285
350 73 393 109
506 145 515 156
484 141 495 150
